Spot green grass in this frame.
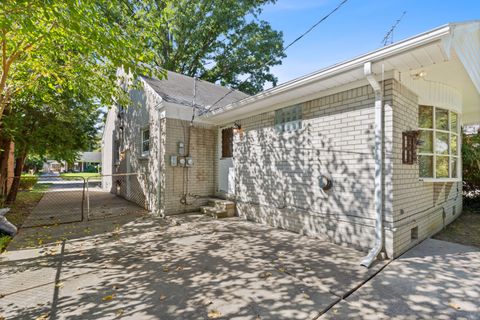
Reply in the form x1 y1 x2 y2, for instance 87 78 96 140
434 208 480 248
21 172 40 177
0 183 50 252
60 172 100 180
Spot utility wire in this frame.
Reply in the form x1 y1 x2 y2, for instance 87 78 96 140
198 0 349 117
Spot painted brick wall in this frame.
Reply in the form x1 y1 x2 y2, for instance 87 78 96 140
233 83 390 252
390 80 462 257
164 119 217 215
112 84 163 212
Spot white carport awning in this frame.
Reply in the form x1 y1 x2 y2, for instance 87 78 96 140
200 22 480 125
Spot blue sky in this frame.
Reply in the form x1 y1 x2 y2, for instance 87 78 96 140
259 0 480 84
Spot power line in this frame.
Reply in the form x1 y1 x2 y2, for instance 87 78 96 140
199 0 349 117
381 11 406 46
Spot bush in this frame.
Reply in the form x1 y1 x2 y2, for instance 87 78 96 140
84 164 98 173
18 177 38 190
463 132 480 206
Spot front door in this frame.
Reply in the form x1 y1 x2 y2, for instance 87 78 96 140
218 127 235 195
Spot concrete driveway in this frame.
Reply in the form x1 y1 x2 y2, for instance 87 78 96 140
321 239 480 320
0 214 385 320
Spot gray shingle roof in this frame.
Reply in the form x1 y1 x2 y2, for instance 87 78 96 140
142 71 249 109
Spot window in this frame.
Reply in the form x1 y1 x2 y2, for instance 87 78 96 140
114 140 120 164
221 127 233 158
418 105 459 180
141 128 150 156
275 104 302 133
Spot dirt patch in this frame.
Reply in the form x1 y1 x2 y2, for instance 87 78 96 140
434 208 480 248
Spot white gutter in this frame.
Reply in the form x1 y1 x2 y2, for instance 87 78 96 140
201 24 452 120
361 62 384 268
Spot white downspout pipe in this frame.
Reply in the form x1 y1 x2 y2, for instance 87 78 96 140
361 61 384 268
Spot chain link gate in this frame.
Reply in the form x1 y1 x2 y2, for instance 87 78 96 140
1 173 148 229
2 175 86 228
86 173 147 220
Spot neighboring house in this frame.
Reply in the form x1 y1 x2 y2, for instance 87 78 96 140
42 160 67 173
72 151 101 172
102 22 480 264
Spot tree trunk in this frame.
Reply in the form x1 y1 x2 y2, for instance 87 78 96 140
6 149 27 204
0 136 11 199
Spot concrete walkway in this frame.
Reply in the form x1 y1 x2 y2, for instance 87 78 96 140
0 214 385 320
321 239 480 319
22 175 147 227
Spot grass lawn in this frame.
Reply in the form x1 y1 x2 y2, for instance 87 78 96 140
60 172 100 180
434 207 480 248
0 183 50 252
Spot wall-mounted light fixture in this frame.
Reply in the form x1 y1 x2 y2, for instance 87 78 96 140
411 70 427 80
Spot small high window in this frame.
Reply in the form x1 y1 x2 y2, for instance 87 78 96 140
141 128 150 156
418 105 459 180
275 104 302 132
221 128 233 158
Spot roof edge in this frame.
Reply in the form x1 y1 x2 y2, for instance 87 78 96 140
202 23 457 119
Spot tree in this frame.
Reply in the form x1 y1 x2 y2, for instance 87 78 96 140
126 0 285 94
0 0 162 123
463 131 480 203
3 79 100 202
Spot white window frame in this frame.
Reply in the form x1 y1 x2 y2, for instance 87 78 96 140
141 127 150 157
274 104 302 133
418 105 461 182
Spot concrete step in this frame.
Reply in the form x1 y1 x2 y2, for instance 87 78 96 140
207 198 235 211
200 206 230 219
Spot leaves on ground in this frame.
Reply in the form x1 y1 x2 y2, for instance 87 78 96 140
55 281 64 288
102 294 116 301
448 302 461 310
207 309 222 319
35 313 49 320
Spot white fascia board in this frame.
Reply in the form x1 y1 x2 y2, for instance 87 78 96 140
207 71 397 126
201 24 452 121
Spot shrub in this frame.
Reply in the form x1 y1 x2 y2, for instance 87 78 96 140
18 177 38 190
463 132 480 206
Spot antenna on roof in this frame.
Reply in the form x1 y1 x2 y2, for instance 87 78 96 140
381 11 406 46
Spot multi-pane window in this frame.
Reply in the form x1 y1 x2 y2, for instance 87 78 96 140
141 128 150 156
275 104 302 132
418 105 459 180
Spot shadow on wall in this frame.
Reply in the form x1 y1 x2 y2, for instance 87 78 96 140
234 86 383 252
109 87 160 211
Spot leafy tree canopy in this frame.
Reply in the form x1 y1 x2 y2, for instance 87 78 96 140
0 0 163 121
125 0 285 94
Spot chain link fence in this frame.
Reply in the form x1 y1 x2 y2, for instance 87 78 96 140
1 173 148 228
2 175 85 228
87 173 147 220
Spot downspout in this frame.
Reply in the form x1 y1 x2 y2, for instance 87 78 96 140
361 61 384 268
154 99 165 217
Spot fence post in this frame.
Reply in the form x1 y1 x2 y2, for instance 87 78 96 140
86 177 90 221
81 177 86 222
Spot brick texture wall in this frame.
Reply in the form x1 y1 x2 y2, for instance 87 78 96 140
164 119 217 215
233 83 385 252
390 80 462 257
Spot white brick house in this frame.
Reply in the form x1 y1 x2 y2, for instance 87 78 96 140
103 22 480 265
